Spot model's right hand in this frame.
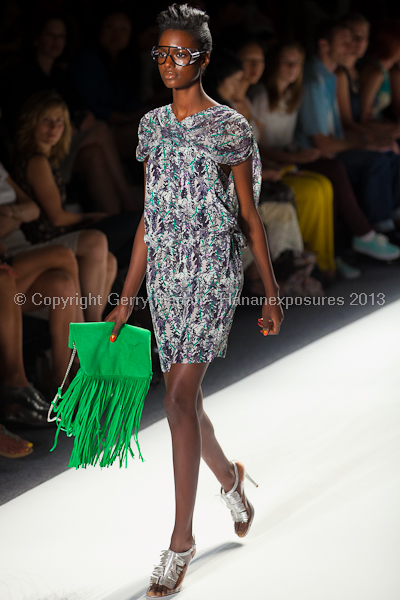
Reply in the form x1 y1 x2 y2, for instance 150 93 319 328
104 303 133 341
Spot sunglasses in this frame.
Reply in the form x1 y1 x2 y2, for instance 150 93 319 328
151 45 206 66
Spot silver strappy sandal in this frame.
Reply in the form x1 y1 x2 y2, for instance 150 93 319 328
220 460 258 538
146 538 196 598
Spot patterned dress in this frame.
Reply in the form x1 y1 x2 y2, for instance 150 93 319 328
136 104 261 372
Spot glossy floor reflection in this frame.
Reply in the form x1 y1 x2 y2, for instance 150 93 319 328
1 300 400 600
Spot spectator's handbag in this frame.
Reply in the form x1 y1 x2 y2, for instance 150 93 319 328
48 322 152 469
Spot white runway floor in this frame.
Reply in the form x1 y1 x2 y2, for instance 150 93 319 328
1 300 400 600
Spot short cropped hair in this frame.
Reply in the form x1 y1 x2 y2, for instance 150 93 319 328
339 12 370 28
314 18 350 49
157 3 212 53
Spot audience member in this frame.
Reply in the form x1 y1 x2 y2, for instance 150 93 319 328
11 93 118 320
295 19 400 258
206 47 323 295
204 49 245 107
246 40 336 275
0 160 83 393
336 14 400 140
13 91 141 267
1 15 140 213
69 11 145 157
359 20 400 124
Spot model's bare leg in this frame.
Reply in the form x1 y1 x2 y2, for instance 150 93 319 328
195 385 252 537
164 370 235 489
147 362 208 598
165 372 251 537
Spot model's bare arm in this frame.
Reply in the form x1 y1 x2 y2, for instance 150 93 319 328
231 156 284 334
105 161 148 338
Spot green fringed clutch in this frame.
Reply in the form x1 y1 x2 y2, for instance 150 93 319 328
48 322 152 469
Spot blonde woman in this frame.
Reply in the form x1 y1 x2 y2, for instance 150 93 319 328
13 91 117 321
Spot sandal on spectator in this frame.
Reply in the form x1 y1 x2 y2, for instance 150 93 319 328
0 424 33 458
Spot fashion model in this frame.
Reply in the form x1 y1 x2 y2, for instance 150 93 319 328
105 4 284 597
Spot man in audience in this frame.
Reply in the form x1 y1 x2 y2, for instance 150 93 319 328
296 19 400 255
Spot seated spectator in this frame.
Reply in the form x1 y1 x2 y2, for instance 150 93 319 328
238 40 335 275
358 19 400 124
0 160 83 395
10 94 118 320
69 11 145 158
337 14 400 140
0 254 78 426
13 90 142 264
205 49 323 295
295 19 400 258
1 15 140 213
204 49 245 107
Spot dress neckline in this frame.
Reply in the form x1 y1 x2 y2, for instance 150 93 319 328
168 103 225 124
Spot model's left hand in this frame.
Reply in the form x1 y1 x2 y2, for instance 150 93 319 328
258 300 284 336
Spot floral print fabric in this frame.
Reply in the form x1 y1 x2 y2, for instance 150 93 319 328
136 104 261 372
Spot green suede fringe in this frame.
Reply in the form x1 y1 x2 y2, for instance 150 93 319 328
50 370 151 469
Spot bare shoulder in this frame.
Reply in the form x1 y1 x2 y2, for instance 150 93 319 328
26 154 52 179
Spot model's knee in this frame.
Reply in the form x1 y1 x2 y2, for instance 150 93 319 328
164 392 197 421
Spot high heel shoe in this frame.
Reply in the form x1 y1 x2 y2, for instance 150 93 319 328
220 460 258 538
146 537 196 598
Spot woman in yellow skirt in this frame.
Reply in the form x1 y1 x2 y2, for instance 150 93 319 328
281 167 334 272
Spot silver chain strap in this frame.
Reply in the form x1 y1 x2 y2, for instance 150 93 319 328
47 343 77 423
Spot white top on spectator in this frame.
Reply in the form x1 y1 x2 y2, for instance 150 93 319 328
251 87 297 150
0 163 17 205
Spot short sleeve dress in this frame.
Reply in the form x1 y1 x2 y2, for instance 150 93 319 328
136 104 261 372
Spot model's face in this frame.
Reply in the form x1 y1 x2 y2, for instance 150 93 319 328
99 13 132 56
329 28 352 66
350 22 369 60
36 19 66 59
238 43 265 85
217 70 244 101
157 29 209 90
34 107 65 147
277 47 303 85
